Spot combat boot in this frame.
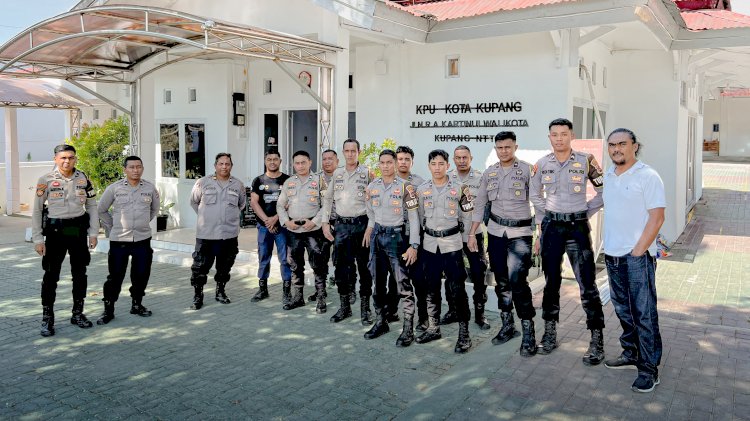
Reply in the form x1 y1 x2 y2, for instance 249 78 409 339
282 281 292 306
349 291 357 305
360 295 373 326
40 306 55 337
130 297 152 317
491 312 519 345
415 317 442 344
96 300 115 325
190 285 204 310
330 294 352 323
474 303 491 330
454 321 472 353
283 287 305 310
315 289 327 314
251 279 269 302
215 282 231 304
70 299 93 328
519 320 538 357
308 289 327 303
395 315 414 347
582 328 605 366
538 320 558 355
440 308 458 325
415 317 429 333
364 308 390 339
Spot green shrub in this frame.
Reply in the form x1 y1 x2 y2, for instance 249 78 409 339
358 138 397 178
68 116 130 194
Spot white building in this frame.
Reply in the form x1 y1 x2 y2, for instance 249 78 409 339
3 0 750 242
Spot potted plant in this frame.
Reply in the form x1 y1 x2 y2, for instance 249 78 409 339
157 193 174 232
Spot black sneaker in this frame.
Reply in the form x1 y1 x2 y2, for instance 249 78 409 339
631 373 660 393
604 355 637 370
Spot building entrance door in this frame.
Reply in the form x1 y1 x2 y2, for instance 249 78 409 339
288 110 318 171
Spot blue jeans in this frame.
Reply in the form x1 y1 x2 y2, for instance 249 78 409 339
257 225 292 282
605 252 662 376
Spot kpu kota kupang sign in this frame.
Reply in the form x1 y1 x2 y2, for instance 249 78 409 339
410 101 529 142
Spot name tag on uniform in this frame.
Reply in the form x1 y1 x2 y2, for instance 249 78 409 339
228 190 239 196
391 199 400 206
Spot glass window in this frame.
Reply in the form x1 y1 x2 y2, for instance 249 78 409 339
160 124 179 178
185 124 205 179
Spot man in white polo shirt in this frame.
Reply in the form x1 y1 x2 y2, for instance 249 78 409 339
602 128 665 393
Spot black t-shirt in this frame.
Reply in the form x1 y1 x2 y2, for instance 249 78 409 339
251 173 290 217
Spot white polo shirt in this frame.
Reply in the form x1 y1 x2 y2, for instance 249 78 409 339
603 160 666 257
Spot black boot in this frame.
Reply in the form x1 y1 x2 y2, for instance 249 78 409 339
415 318 428 333
215 282 231 304
415 317 442 344
130 297 152 317
538 320 558 355
330 294 353 323
40 306 55 337
349 291 357 305
251 279 269 302
395 315 414 347
440 309 458 325
282 281 292 306
454 321 472 353
190 285 204 310
70 299 93 328
360 295 373 326
316 289 327 314
308 289 327 303
96 300 115 325
519 320 538 357
582 328 605 366
474 303 491 330
491 312 519 345
364 311 390 339
283 287 305 310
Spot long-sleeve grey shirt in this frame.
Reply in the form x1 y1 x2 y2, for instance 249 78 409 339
190 174 246 240
98 179 159 242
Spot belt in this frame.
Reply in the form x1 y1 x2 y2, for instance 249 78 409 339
47 214 89 227
336 214 367 224
374 223 404 234
545 211 588 222
424 225 461 238
488 212 532 227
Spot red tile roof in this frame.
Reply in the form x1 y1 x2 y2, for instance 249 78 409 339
388 0 579 21
721 88 750 97
682 9 750 30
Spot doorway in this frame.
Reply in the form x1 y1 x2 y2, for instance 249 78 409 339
289 110 318 170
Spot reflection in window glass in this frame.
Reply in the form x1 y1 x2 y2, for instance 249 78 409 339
185 124 205 179
160 124 179 178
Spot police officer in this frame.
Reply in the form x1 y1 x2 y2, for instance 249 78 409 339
249 149 292 304
469 132 538 357
530 118 605 366
416 149 472 353
188 153 246 310
96 156 159 325
362 150 420 346
276 150 328 312
446 145 491 331
307 148 339 303
32 144 98 337
322 139 373 325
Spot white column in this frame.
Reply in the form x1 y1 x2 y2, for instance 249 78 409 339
4 108 19 215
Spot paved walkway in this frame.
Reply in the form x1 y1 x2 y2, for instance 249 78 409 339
1 161 749 420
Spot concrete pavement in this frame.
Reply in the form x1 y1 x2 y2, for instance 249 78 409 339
1 160 748 420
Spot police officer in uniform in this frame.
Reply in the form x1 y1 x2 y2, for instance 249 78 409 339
469 132 538 357
276 150 328 312
96 156 159 324
322 139 374 325
416 149 472 353
188 153 246 310
307 148 339 303
362 150 420 346
530 118 606 366
446 145 491 331
32 144 98 337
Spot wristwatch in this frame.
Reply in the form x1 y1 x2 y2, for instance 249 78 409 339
410 243 419 250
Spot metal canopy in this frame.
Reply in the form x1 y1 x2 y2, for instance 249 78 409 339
0 76 90 108
0 5 342 83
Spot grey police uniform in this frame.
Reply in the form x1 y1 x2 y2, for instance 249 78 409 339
32 168 98 314
365 177 420 325
188 174 246 303
473 159 536 321
529 150 605 330
98 179 159 304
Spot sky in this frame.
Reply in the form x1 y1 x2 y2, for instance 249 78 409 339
0 0 79 45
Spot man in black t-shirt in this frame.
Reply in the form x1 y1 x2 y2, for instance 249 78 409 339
250 149 292 303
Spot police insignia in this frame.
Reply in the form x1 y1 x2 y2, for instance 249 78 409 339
532 164 538 176
357 191 364 197
36 189 44 197
573 162 582 168
543 175 551 182
450 189 457 196
515 190 521 196
289 182 296 187
77 179 86 185
404 183 418 210
571 175 583 183
393 208 401 214
422 190 431 196
394 189 401 195
516 170 523 175
489 172 497 177
37 183 47 190
309 197 317 202
513 182 522 188
574 185 582 192
52 181 61 187
311 181 317 188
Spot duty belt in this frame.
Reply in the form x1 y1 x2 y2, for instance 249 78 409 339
488 212 532 227
545 211 588 222
373 223 404 234
336 214 367 224
424 225 461 238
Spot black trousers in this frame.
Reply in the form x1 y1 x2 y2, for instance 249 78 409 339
368 226 415 319
463 232 489 305
488 233 535 320
333 219 372 297
41 231 90 307
540 218 605 330
286 230 328 291
190 237 239 287
422 247 470 322
103 238 153 302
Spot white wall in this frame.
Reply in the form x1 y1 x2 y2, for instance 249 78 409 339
0 109 67 162
0 161 54 209
704 96 750 157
